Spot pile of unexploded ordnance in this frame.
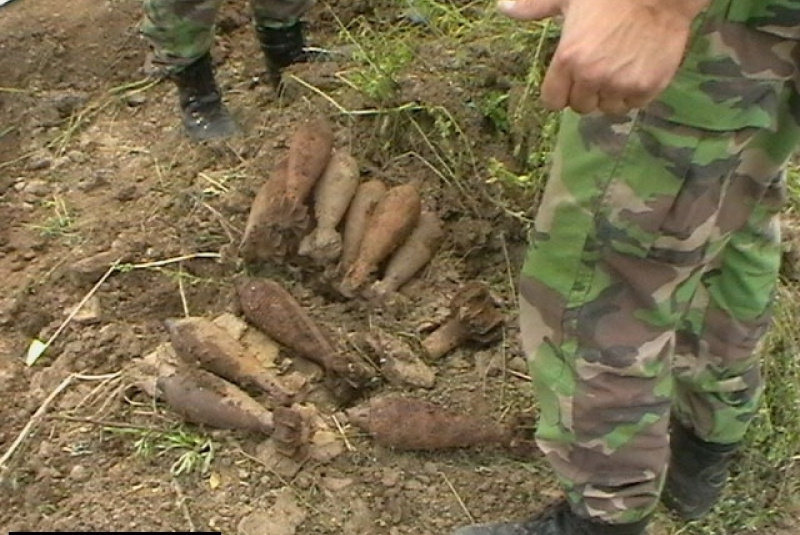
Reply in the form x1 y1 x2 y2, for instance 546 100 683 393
133 117 535 464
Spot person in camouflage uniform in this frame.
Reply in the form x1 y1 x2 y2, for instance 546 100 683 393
140 0 316 141
455 0 800 534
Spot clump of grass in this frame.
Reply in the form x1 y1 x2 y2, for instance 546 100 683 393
29 196 80 241
474 90 511 133
337 20 414 103
111 426 215 477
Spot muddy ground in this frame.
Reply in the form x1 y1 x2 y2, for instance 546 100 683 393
0 0 797 534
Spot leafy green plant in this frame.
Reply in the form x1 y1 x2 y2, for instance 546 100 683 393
475 90 511 133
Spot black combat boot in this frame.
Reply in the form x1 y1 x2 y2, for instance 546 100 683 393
170 53 238 141
453 500 650 535
255 21 319 85
662 419 739 520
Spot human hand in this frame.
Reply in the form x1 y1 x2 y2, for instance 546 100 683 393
498 0 712 115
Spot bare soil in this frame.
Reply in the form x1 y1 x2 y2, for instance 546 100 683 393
0 1 796 534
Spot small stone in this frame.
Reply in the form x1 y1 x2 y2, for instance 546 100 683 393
422 462 439 475
381 350 436 388
0 175 15 196
67 150 87 164
78 173 108 192
293 473 314 490
114 185 138 202
50 91 89 118
67 249 127 287
69 464 90 482
125 93 147 107
38 440 58 458
381 469 401 488
27 157 52 171
52 156 71 169
360 330 436 389
0 297 20 325
508 356 529 376
71 294 103 324
319 476 354 493
404 480 425 492
36 466 61 481
308 429 346 464
21 179 51 197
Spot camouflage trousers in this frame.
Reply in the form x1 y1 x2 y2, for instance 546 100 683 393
140 0 314 75
519 0 800 524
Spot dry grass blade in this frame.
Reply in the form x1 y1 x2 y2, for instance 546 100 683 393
118 252 222 270
0 372 121 476
0 374 75 473
71 371 124 417
178 262 190 318
331 414 355 452
52 415 170 434
171 478 197 532
441 471 475 523
26 260 121 366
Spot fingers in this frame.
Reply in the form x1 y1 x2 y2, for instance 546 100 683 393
597 98 630 116
497 0 561 21
568 82 601 114
539 59 571 111
541 54 651 115
543 75 644 115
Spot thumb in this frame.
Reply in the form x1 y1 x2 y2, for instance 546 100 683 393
497 0 562 21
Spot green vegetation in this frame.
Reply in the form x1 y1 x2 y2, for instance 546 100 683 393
29 196 80 242
112 426 215 477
